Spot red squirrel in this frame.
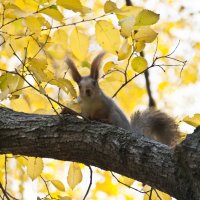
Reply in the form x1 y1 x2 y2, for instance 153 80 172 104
62 53 180 147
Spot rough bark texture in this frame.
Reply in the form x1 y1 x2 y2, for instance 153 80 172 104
0 107 199 200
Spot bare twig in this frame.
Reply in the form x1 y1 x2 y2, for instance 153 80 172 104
40 176 53 199
0 182 10 200
41 13 112 31
111 172 149 194
83 166 93 200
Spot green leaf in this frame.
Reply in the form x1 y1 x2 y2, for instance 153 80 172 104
131 56 148 73
135 9 160 26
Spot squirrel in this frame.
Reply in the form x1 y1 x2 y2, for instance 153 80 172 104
62 53 180 147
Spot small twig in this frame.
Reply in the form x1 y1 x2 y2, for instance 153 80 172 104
40 176 53 199
83 166 93 200
0 182 10 200
153 188 162 200
41 13 112 31
4 155 8 198
111 172 149 194
149 187 153 200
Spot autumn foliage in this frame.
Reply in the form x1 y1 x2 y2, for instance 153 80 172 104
0 0 199 199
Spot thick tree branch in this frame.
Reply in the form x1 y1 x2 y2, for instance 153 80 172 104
0 108 199 200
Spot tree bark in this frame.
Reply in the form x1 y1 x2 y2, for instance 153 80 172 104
0 107 199 200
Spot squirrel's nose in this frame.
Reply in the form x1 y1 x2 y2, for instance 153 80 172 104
86 89 91 96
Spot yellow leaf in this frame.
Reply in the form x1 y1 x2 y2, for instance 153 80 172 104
25 16 41 35
119 175 134 186
11 97 31 113
115 6 143 20
131 56 148 73
95 171 118 195
14 0 38 12
52 29 68 48
117 40 132 60
17 157 28 166
59 196 72 200
57 0 91 14
27 157 44 181
70 28 89 61
27 39 40 58
181 64 198 84
143 185 172 200
22 88 51 113
135 9 160 26
104 1 118 13
183 114 200 127
28 58 48 82
103 61 116 73
119 16 135 38
134 41 145 52
0 155 5 168
67 162 83 190
40 5 64 22
51 180 65 192
95 20 120 55
50 78 77 98
135 27 158 43
0 74 21 93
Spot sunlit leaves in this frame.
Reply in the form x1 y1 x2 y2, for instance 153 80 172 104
70 28 89 61
57 0 91 14
117 40 132 60
135 9 160 26
183 114 200 127
143 185 172 200
39 5 64 22
25 16 41 35
95 20 120 54
14 0 38 12
131 56 148 73
119 16 135 38
67 162 83 190
115 6 143 20
27 157 44 181
104 1 118 13
134 41 145 52
119 175 134 186
135 27 158 43
28 58 48 83
0 74 24 100
50 78 77 98
95 172 118 195
51 180 65 192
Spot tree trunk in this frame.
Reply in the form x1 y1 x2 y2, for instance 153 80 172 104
0 107 199 200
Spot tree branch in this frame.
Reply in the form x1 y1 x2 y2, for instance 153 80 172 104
0 108 199 200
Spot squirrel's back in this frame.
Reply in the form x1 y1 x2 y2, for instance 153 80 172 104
130 109 179 146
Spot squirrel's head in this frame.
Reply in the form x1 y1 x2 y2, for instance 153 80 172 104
66 52 105 100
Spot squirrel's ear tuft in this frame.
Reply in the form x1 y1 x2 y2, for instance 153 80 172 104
66 58 82 83
90 52 105 80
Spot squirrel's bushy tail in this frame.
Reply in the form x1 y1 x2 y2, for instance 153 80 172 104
130 109 180 146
